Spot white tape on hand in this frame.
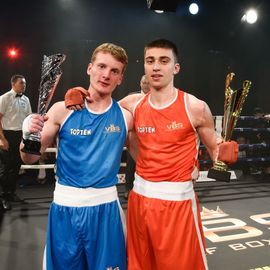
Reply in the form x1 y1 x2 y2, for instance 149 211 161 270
22 115 33 140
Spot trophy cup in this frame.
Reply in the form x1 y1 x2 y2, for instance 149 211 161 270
21 53 66 155
207 72 251 182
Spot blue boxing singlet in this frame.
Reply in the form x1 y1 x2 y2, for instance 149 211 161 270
55 99 127 188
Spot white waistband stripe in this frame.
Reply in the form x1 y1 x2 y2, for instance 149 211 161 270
133 173 195 201
53 182 118 207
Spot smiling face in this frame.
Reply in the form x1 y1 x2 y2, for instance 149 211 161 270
144 47 180 91
87 51 125 96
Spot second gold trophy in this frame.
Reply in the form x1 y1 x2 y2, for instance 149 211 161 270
207 73 251 182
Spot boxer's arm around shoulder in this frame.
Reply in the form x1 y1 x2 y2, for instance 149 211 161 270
187 94 218 161
118 93 143 115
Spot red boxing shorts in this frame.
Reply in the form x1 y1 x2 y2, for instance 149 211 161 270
127 174 208 270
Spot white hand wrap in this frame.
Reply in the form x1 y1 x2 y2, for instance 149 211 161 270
22 115 33 140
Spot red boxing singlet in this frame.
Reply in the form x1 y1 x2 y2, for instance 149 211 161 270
134 89 199 182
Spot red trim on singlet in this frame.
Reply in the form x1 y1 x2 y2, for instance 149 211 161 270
134 89 199 182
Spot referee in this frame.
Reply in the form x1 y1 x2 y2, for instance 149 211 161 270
0 74 32 210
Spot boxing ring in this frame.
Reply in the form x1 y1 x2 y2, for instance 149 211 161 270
20 147 128 183
20 115 270 183
14 115 270 270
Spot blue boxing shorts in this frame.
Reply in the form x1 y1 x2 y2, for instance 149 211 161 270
43 182 126 270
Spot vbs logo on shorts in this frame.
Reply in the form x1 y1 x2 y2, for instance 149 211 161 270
106 267 119 270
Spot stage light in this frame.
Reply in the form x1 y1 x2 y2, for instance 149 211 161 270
189 3 199 15
242 9 258 24
246 9 258 24
7 48 19 59
154 10 164 13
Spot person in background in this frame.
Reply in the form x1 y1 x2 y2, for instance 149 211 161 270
0 74 32 211
139 75 150 95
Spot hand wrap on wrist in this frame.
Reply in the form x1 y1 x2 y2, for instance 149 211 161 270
218 141 239 165
22 115 32 140
64 87 89 108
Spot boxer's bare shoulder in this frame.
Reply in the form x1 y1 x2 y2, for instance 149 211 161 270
119 93 143 115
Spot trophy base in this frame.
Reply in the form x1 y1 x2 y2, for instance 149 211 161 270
207 168 231 182
21 139 41 156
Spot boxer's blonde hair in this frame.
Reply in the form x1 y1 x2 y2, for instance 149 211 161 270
91 43 128 73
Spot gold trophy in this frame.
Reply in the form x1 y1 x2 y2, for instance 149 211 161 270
207 73 251 182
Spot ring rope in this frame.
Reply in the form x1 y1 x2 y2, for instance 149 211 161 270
20 115 270 182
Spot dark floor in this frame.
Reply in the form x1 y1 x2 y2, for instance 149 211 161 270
196 175 270 270
0 175 269 270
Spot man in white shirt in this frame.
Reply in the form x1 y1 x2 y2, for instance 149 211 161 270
0 74 32 210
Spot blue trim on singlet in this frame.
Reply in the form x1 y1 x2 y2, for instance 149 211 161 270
55 99 127 188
